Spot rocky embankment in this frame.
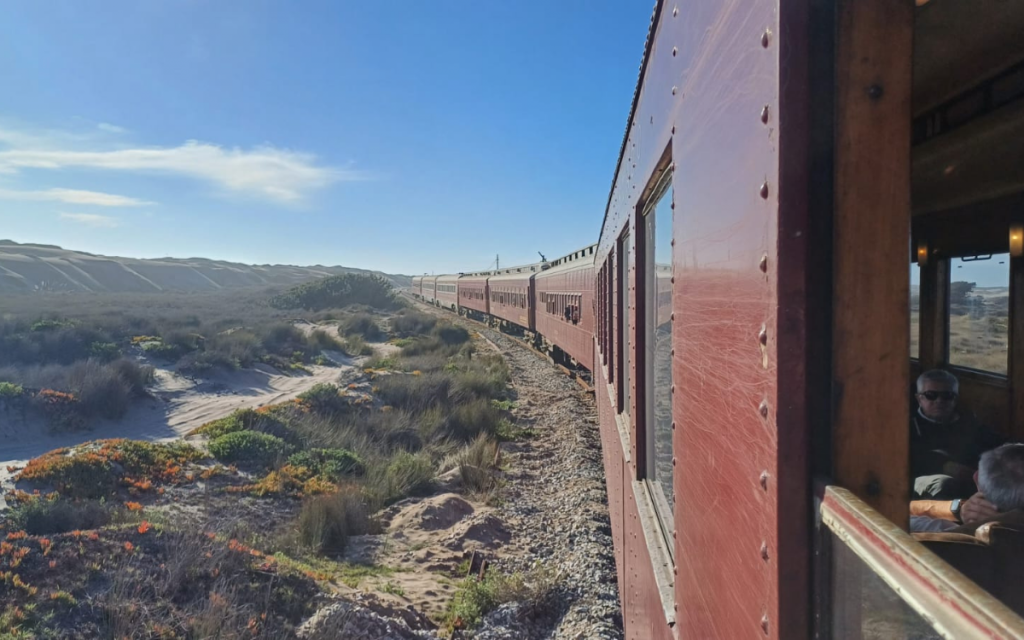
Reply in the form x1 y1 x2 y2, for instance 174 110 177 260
469 327 622 640
305 311 623 639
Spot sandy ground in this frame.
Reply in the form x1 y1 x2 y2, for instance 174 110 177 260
0 348 368 508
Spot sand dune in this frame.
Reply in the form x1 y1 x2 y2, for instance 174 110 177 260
0 240 410 293
0 356 364 508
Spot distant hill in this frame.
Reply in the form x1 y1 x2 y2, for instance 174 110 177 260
0 240 410 294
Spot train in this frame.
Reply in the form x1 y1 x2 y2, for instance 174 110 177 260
417 0 1024 638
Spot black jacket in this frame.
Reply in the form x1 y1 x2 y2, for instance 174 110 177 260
910 409 1006 478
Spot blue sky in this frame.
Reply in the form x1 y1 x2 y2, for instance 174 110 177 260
0 1 651 275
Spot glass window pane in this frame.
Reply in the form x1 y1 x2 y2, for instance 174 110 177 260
621 233 631 416
831 531 942 640
910 262 920 359
948 254 1009 374
644 182 674 534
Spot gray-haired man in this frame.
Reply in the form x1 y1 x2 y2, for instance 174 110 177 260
912 369 1005 500
912 443 1024 532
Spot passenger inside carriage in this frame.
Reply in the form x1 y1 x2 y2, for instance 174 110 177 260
911 443 1024 533
910 369 1005 500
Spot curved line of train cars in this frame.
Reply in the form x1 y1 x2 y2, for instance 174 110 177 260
412 244 597 373
416 0 1024 635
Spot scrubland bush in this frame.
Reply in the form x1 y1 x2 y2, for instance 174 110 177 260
296 486 378 553
364 450 435 507
208 431 294 468
435 324 470 346
444 434 500 494
109 358 155 396
297 383 348 415
444 399 504 443
288 448 365 480
375 372 452 413
443 566 560 633
340 312 384 341
390 309 437 336
344 335 373 356
270 273 398 311
67 360 133 420
5 495 112 535
0 381 24 398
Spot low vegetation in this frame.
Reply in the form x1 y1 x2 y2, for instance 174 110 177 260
0 276 405 432
270 273 399 312
1 305 520 638
442 566 560 634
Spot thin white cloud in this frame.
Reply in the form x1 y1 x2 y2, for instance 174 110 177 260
0 187 152 207
58 212 119 228
0 138 362 203
97 122 128 134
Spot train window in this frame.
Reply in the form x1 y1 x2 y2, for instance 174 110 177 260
643 174 674 536
910 262 919 360
948 254 1010 375
620 232 632 418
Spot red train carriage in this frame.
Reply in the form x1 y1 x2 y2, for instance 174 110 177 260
534 245 596 371
486 266 538 332
420 1 1024 636
435 274 459 311
422 275 437 305
590 0 1024 638
457 271 491 321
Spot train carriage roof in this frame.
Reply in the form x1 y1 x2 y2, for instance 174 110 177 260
487 263 543 283
535 244 597 278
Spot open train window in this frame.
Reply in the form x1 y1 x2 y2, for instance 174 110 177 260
642 171 674 542
948 253 1009 375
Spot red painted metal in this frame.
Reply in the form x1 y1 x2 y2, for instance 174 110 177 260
534 248 596 371
457 273 490 315
487 267 538 331
592 0 805 637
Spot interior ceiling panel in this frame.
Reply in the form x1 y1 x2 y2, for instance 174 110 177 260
914 0 1024 114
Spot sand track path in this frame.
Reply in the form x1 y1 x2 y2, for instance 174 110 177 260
0 348 366 507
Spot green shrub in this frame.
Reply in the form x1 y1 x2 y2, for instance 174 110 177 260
445 398 503 442
296 486 378 553
298 384 349 415
271 274 398 312
307 329 344 352
340 313 384 341
442 568 557 633
142 340 186 360
208 431 294 468
452 434 500 494
31 318 76 332
6 496 113 535
206 330 262 368
89 341 122 362
18 453 116 499
434 325 469 346
345 335 373 357
390 310 437 336
365 451 434 507
112 440 205 475
288 448 365 480
375 373 451 413
0 381 24 399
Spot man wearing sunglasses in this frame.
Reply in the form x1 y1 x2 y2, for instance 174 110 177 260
912 369 1006 501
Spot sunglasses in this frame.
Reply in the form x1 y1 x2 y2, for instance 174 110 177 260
919 391 957 401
